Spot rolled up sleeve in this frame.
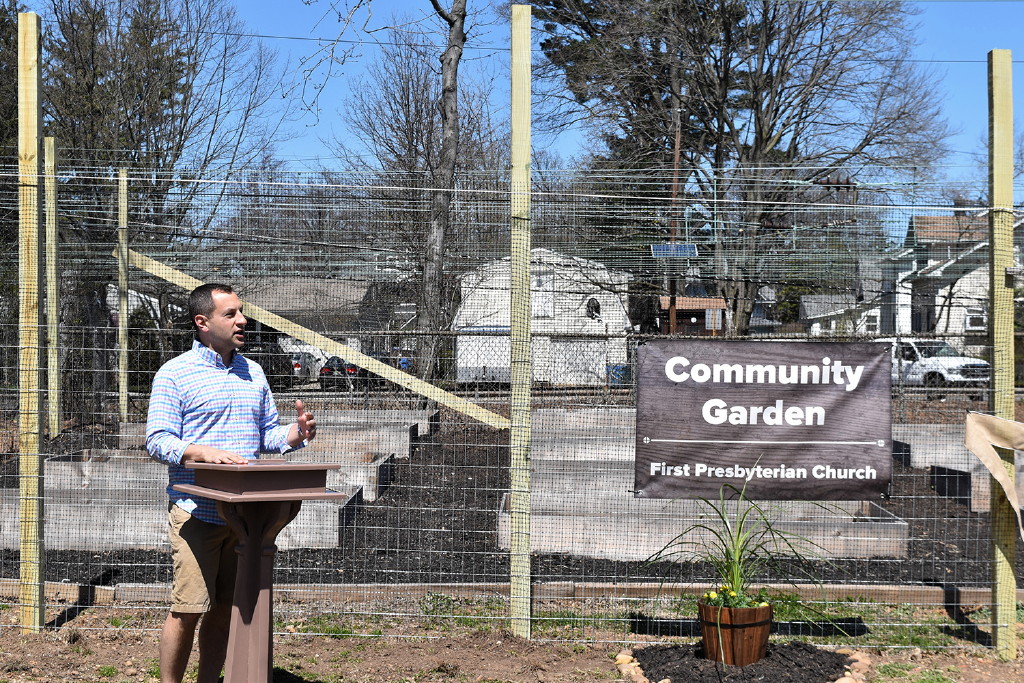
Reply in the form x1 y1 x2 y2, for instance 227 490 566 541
259 382 300 454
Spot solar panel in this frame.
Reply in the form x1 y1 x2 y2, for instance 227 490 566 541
651 243 698 258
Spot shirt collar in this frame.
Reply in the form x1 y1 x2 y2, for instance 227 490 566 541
192 338 243 370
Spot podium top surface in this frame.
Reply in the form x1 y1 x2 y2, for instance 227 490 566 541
184 459 340 472
177 459 342 500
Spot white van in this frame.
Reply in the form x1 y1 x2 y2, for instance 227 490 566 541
875 337 989 399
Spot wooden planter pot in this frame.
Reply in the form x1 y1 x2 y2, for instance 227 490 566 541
698 601 773 666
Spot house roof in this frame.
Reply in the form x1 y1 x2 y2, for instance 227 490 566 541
800 294 857 320
238 277 368 332
906 214 988 245
241 277 366 311
479 247 624 275
659 296 727 311
905 210 1024 246
913 241 989 279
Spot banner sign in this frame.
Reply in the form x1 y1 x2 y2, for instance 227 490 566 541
634 340 891 500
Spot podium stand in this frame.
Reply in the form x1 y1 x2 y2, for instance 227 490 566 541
174 460 348 683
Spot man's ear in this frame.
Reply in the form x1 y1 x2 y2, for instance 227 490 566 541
194 314 209 332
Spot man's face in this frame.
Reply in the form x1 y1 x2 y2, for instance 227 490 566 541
195 290 246 358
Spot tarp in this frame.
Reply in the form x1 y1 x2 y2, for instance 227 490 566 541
964 411 1024 542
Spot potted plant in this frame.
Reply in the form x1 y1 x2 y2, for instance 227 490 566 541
650 482 826 667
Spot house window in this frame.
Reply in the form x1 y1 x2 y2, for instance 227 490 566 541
705 309 722 331
864 314 878 333
964 307 987 332
532 272 554 318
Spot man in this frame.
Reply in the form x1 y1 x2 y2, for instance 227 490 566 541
146 283 316 683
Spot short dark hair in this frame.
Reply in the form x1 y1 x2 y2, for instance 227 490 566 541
188 283 234 331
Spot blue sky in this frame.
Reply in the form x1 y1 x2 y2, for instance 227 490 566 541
911 1 1023 179
237 1 1023 180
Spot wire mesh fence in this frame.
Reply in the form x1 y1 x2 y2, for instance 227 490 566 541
0 160 1021 649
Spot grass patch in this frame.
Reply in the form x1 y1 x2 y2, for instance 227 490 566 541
876 662 915 677
145 658 160 678
912 671 958 683
415 592 510 631
532 607 628 639
641 594 988 649
290 615 357 638
106 614 139 629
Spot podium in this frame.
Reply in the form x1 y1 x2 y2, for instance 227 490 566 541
174 460 348 683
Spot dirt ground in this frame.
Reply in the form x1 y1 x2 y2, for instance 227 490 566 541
1 609 1024 682
3 398 1024 682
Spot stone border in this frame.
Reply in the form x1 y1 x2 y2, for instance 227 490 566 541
614 647 874 683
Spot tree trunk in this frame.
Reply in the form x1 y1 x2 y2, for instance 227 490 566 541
418 0 466 394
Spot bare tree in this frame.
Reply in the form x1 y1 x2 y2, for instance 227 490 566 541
415 0 467 385
45 0 290 231
41 0 291 422
336 37 443 174
310 2 485 384
535 0 952 333
331 22 507 275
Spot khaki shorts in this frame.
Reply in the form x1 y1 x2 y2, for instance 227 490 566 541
168 504 238 614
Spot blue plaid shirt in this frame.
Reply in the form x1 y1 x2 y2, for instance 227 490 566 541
146 339 299 524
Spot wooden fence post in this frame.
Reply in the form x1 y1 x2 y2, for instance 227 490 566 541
987 48 1016 660
118 170 129 424
18 11 45 633
45 138 59 440
509 3 532 640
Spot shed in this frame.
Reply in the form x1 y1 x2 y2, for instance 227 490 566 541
452 249 632 385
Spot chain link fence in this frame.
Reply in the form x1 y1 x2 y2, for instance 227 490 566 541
0 160 1020 648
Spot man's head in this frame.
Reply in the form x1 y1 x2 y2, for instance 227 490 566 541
189 283 246 359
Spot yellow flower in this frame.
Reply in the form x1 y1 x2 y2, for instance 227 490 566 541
729 591 737 597
759 601 769 607
720 584 729 592
708 592 718 600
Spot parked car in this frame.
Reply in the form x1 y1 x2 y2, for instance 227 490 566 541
319 356 365 391
290 351 319 385
244 342 292 390
876 337 990 399
363 349 413 389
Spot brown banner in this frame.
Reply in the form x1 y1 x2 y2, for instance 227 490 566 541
634 340 892 500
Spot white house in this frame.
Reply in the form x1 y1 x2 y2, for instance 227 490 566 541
452 248 632 385
803 209 1023 344
885 211 1022 341
800 260 885 336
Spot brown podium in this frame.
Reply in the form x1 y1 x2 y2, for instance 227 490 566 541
174 459 348 683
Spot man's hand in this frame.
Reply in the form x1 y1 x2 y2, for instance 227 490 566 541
181 445 248 464
290 399 317 446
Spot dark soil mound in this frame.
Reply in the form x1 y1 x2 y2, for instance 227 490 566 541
634 641 852 682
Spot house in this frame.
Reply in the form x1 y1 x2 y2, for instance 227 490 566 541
452 248 632 385
105 284 179 327
803 207 1023 340
884 210 1023 341
799 260 885 336
801 294 875 336
655 296 725 335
